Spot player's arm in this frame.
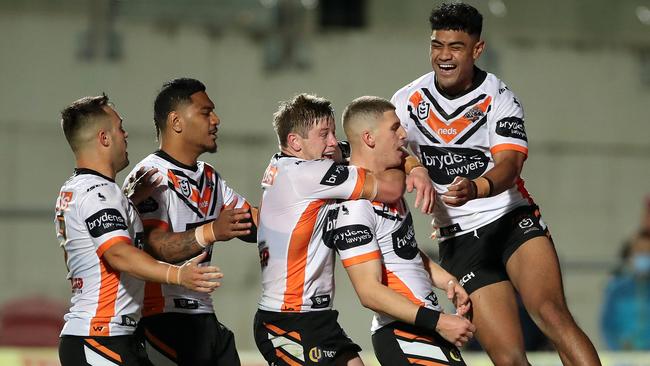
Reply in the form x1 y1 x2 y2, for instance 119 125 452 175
345 259 475 347
419 250 470 316
442 150 526 207
402 153 435 214
360 169 406 203
144 201 252 263
101 239 223 293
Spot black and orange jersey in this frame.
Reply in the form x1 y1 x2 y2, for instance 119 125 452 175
392 68 533 241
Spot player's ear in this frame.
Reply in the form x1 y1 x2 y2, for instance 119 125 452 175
98 129 110 147
361 130 375 148
473 39 485 60
169 111 182 133
286 132 302 152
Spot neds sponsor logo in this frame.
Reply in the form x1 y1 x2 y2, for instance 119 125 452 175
420 146 488 184
85 209 127 237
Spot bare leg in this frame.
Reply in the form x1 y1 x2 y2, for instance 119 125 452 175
336 352 365 366
469 281 530 366
506 237 601 366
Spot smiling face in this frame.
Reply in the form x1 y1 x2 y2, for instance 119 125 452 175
430 29 484 96
294 117 338 160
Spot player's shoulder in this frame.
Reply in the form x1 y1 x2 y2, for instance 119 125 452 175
392 71 435 103
67 171 123 208
338 199 374 218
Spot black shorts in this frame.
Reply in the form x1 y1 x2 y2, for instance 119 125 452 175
59 335 152 366
254 309 361 366
439 204 551 295
137 312 239 366
372 322 466 366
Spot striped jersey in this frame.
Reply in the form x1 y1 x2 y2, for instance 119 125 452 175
391 68 533 241
55 168 144 337
124 150 250 316
257 154 367 313
332 197 442 333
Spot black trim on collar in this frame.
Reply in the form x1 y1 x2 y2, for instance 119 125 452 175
74 168 114 183
154 150 198 172
434 66 488 100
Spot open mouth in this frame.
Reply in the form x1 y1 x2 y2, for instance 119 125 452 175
322 151 335 159
437 63 457 74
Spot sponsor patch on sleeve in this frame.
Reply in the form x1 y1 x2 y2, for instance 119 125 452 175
332 224 373 250
495 117 527 141
320 163 349 186
85 208 128 238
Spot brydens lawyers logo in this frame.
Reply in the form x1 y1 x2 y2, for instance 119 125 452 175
332 225 373 250
420 146 488 185
320 163 349 186
85 208 127 238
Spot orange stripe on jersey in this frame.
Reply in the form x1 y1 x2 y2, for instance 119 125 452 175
142 282 164 317
382 267 424 306
407 357 447 366
348 167 366 200
96 236 131 258
167 170 200 205
275 349 303 366
394 328 434 343
89 258 120 336
264 322 302 341
142 219 169 231
490 143 528 157
85 338 122 362
198 167 214 215
410 91 492 143
282 200 326 312
144 328 178 359
341 250 381 268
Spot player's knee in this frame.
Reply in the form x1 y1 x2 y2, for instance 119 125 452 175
489 350 528 366
535 299 574 332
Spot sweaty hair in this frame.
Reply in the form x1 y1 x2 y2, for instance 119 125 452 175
60 94 110 152
153 77 206 139
342 96 395 137
429 2 483 37
273 93 334 148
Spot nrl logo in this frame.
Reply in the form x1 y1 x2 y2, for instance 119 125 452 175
179 179 191 197
417 100 429 120
463 106 484 122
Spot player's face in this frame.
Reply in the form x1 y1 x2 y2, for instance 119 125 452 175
430 29 484 95
105 106 129 172
373 110 407 169
300 117 338 160
180 91 220 154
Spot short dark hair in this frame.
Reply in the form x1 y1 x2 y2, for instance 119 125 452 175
60 94 110 152
342 96 395 132
273 93 334 148
153 78 206 138
429 2 483 37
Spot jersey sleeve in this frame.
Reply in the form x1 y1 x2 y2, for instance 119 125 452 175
123 165 170 232
290 160 367 201
218 175 250 210
488 82 528 157
78 185 132 257
332 200 381 268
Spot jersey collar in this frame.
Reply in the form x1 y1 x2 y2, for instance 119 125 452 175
434 66 488 100
73 168 114 183
154 150 199 172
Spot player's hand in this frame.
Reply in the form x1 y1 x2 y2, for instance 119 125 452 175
178 252 224 293
446 279 471 316
406 167 435 214
442 176 476 207
210 198 252 241
125 167 165 205
436 313 476 347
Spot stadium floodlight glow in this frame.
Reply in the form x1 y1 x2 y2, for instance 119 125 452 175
636 5 650 25
488 0 507 17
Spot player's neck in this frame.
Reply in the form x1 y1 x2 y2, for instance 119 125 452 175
159 140 199 167
75 157 116 180
349 153 385 174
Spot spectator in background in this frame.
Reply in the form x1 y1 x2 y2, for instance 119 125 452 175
600 231 650 350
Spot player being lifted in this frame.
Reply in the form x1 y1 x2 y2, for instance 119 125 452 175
56 94 221 366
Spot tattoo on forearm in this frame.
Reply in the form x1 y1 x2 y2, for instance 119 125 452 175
149 230 201 263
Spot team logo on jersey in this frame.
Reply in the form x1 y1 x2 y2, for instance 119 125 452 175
332 224 373 250
463 106 485 123
320 164 349 186
97 192 106 202
419 146 488 185
392 213 418 259
417 100 430 120
179 178 192 197
495 117 527 141
85 209 127 238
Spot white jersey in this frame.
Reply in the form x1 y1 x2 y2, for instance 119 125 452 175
124 150 250 316
332 197 442 333
392 68 534 240
257 154 367 313
55 169 144 337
